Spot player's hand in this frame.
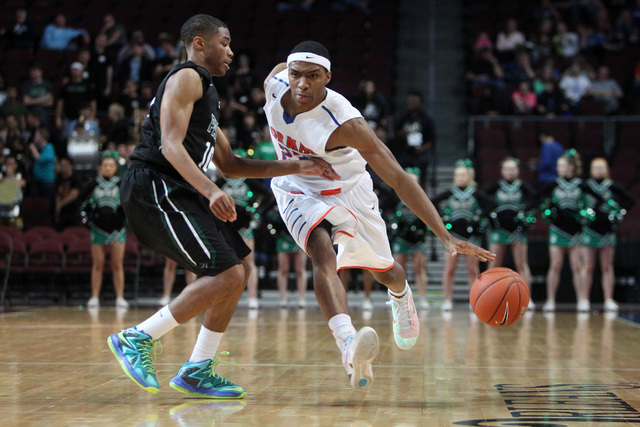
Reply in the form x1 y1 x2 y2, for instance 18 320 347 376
444 238 495 262
209 189 237 222
298 158 341 181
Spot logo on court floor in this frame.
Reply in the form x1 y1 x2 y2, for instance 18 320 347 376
454 383 640 426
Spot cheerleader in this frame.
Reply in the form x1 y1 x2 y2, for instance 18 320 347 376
433 159 495 311
537 150 598 312
581 158 635 312
388 167 429 309
217 148 272 310
265 205 310 309
484 157 536 309
81 152 128 309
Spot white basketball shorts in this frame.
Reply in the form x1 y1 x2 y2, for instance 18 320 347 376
271 173 394 271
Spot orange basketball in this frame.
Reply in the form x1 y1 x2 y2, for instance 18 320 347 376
470 267 529 327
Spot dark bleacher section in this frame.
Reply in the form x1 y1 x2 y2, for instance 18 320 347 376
0 0 397 102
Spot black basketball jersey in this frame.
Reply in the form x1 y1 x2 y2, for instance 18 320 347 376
130 61 220 180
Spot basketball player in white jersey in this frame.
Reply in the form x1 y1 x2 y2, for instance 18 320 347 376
264 41 495 390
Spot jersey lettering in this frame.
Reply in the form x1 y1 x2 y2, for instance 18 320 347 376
207 114 218 139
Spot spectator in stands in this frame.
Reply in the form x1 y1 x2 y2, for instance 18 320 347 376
472 31 494 53
116 30 156 66
54 157 82 230
2 8 36 50
532 61 560 95
529 18 556 65
466 47 505 90
496 18 526 61
247 86 268 128
512 80 537 114
101 103 130 147
20 110 40 150
553 21 580 58
1 85 26 130
535 128 564 183
116 42 154 88
1 114 24 159
116 79 141 120
504 51 536 83
28 127 56 207
67 102 100 138
559 62 591 106
90 34 115 112
585 65 623 114
581 157 636 313
577 23 614 62
236 111 261 151
153 32 180 80
56 62 97 141
0 155 27 229
613 9 638 45
22 63 54 128
394 91 436 189
229 52 259 107
99 14 128 59
0 73 7 109
352 79 388 130
40 13 89 51
82 153 128 309
471 84 500 115
536 80 572 117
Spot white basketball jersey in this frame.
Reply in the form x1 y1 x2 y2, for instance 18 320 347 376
265 70 366 193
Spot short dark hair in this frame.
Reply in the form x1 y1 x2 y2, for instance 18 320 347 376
180 14 227 47
290 41 331 62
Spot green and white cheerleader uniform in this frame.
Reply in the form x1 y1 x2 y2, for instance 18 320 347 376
432 186 495 246
537 177 590 247
581 178 635 248
388 200 428 255
81 175 126 245
484 179 536 245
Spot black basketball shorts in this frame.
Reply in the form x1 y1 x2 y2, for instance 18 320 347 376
121 165 251 277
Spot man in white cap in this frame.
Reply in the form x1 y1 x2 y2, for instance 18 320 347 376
264 41 495 390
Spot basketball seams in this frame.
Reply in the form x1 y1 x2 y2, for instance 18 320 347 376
471 270 520 311
470 267 529 327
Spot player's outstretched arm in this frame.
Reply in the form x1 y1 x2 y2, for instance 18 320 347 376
213 127 340 181
330 117 495 262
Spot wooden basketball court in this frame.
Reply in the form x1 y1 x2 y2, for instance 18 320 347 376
2 302 640 426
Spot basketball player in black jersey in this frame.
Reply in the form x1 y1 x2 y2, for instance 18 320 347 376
107 14 338 399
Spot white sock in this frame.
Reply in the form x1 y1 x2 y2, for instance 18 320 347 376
136 305 179 340
189 326 223 363
388 282 410 299
328 314 356 354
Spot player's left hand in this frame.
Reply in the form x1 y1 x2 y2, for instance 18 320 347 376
445 238 496 262
299 157 341 181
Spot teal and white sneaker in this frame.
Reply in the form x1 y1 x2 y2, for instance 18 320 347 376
343 326 379 390
170 352 246 399
108 328 162 393
387 286 420 350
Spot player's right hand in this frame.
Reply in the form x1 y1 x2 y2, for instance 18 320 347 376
209 189 237 222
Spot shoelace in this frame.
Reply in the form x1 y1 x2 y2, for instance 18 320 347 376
205 351 241 386
387 296 413 330
138 339 163 374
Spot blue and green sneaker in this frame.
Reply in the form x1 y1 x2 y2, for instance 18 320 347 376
108 327 162 393
170 352 246 399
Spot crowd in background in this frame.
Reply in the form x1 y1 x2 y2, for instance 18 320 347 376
467 0 640 116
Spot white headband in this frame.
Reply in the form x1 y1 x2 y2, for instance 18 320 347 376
287 52 331 72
